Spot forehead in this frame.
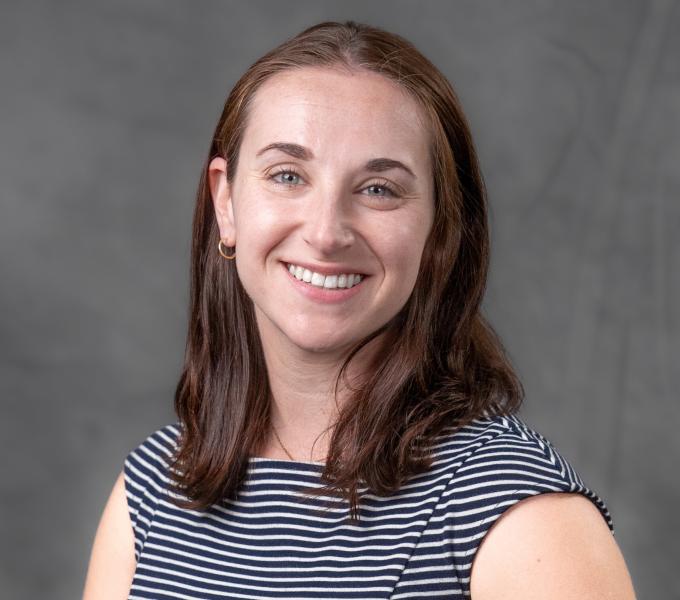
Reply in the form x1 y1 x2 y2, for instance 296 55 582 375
241 66 430 165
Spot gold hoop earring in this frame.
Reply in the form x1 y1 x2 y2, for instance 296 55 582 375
218 239 236 259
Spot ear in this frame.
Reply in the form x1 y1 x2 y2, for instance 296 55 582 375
208 156 236 245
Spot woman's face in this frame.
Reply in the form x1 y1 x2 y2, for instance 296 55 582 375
209 66 434 357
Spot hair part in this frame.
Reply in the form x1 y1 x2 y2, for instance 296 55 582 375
170 20 523 521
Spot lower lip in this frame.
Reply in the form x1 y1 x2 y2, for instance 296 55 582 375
281 262 368 304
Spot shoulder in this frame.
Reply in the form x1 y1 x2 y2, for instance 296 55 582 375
124 422 182 489
434 412 619 594
469 491 636 598
123 422 182 561
125 421 182 464
439 413 614 533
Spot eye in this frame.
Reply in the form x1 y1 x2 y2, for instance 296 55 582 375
269 167 303 187
363 179 400 198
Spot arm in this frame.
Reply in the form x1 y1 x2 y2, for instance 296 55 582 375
82 469 137 600
469 492 636 599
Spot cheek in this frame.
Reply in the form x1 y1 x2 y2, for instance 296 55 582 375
231 200 288 294
376 215 430 278
237 197 289 249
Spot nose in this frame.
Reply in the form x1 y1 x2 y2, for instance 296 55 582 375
302 188 355 254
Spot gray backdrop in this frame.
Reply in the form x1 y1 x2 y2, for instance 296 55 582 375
1 1 678 598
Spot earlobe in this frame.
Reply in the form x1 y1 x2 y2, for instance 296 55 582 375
208 156 236 245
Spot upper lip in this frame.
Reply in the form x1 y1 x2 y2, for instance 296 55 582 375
282 260 369 277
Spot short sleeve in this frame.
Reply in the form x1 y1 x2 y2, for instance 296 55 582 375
442 415 615 596
123 423 181 562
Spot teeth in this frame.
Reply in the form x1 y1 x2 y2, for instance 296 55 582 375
287 263 364 289
323 275 338 289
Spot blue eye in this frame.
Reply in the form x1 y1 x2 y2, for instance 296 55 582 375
270 168 302 186
364 182 397 197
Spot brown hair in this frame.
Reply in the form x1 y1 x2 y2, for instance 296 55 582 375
169 20 523 520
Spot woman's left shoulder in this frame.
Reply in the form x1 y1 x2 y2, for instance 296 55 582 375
469 489 637 599
436 412 627 596
440 412 615 535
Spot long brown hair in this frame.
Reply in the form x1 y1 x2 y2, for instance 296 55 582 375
169 20 523 521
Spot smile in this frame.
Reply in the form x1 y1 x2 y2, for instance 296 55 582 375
280 262 368 304
285 263 364 289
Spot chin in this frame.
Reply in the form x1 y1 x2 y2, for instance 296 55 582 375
287 332 357 355
293 339 347 354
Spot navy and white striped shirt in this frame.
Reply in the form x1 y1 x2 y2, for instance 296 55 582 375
124 412 615 599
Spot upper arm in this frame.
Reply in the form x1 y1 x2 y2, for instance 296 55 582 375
469 492 636 599
82 469 137 600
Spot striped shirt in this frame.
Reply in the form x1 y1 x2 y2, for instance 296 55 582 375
123 412 615 599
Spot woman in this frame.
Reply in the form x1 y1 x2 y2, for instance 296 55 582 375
83 20 636 599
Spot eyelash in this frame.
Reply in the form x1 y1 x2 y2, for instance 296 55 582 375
268 167 400 198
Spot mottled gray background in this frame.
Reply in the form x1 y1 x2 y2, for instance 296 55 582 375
1 0 678 598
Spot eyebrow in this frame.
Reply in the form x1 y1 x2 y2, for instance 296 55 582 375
255 142 416 179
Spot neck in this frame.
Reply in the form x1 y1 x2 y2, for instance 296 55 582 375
254 309 383 461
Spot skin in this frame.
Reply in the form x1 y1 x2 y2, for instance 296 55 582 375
208 66 435 461
470 492 637 598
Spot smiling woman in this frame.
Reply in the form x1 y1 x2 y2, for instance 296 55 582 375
209 65 434 374
82 20 636 600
